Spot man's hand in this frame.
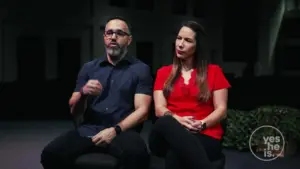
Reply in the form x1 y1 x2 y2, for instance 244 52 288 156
92 127 116 146
173 115 199 132
82 80 102 96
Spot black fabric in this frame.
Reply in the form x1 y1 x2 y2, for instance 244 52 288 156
75 153 118 169
149 154 225 169
73 153 225 169
148 116 224 169
40 129 149 169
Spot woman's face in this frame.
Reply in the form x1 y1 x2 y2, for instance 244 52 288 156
175 26 196 60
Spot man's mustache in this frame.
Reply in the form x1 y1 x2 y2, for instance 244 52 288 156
109 42 120 47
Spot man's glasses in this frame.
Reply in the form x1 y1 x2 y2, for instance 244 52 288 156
104 29 130 38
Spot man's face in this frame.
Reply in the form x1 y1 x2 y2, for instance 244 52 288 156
103 19 132 59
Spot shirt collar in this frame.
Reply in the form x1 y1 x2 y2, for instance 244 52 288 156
98 53 134 66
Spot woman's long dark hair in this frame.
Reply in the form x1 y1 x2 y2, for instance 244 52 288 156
163 21 211 102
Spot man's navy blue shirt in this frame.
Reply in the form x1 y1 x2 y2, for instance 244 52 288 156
74 55 153 137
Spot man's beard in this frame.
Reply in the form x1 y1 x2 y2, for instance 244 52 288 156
106 44 126 61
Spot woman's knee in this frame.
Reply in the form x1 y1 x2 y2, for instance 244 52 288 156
154 116 175 128
153 115 179 132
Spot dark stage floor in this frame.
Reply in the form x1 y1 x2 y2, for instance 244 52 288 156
0 120 298 169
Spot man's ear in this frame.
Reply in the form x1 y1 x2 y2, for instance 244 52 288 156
127 36 132 46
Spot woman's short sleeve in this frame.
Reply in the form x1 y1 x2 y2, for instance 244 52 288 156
212 66 231 91
154 66 169 91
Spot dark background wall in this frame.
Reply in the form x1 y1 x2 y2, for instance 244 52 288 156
0 0 300 120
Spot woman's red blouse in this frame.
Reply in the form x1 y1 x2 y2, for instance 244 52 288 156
154 64 231 140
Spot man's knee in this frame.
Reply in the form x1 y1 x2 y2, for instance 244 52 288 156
119 131 148 156
41 144 73 169
40 131 75 165
41 143 58 165
115 131 149 168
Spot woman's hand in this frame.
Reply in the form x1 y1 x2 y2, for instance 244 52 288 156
173 115 199 132
191 120 204 130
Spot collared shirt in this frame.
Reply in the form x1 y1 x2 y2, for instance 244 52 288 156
74 54 153 137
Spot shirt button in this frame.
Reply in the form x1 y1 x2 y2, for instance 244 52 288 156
111 80 114 83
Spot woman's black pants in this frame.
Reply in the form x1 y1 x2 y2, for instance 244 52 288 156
148 116 222 169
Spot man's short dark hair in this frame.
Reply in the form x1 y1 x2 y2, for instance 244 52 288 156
104 16 132 34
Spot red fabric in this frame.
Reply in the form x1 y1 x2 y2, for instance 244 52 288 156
154 64 231 140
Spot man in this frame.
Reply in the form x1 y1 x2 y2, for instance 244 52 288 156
41 16 153 169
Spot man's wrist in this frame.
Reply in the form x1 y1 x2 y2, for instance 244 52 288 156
80 87 87 96
114 125 122 135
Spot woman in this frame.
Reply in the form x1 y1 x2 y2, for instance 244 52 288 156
148 21 231 169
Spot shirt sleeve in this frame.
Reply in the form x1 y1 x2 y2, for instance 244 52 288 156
135 65 153 96
212 65 231 91
74 63 90 92
153 67 168 91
